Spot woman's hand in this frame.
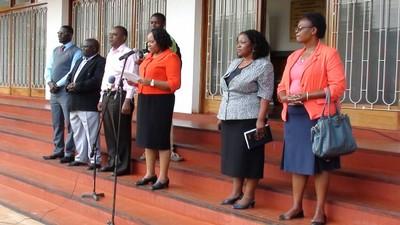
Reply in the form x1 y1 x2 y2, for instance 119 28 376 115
217 120 222 131
255 118 266 140
137 78 151 86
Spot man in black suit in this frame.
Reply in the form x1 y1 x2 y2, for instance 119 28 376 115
65 38 106 170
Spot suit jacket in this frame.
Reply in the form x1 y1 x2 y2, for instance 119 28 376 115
66 54 106 111
217 57 274 120
277 42 346 121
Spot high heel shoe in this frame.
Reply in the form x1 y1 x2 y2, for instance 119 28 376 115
151 179 169 190
220 193 243 205
135 175 157 186
232 200 255 210
279 210 304 220
311 215 326 225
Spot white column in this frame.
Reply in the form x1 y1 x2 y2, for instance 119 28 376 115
43 0 70 100
166 0 203 113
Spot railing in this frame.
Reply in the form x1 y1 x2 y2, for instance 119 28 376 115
0 3 47 95
334 0 400 111
205 0 257 99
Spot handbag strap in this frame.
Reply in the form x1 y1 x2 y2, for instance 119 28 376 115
321 88 340 118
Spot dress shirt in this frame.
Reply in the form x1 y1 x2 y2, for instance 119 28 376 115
44 41 82 86
100 44 139 101
73 54 97 82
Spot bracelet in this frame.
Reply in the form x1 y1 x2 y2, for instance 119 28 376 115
306 92 309 101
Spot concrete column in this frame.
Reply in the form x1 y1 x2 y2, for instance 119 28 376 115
44 0 70 100
166 0 203 113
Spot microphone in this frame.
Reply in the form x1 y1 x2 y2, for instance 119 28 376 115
119 49 142 60
106 75 116 96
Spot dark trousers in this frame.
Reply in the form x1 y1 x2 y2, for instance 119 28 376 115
102 91 134 173
50 88 75 156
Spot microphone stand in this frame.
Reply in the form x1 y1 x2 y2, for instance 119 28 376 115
107 56 129 225
81 93 111 201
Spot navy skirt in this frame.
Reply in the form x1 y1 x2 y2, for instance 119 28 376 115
281 105 340 175
221 119 265 179
136 94 174 150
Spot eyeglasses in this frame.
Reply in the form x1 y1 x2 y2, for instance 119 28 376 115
295 26 314 33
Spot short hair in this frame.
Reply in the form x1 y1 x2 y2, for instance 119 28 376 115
151 28 172 51
85 38 100 52
239 29 270 59
61 25 74 35
113 25 128 37
301 12 326 39
151 12 166 25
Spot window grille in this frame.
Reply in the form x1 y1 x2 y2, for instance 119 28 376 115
205 0 257 99
335 0 400 111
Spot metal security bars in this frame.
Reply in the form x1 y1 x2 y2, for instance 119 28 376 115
335 0 400 111
0 13 10 88
205 0 257 99
72 0 166 55
73 0 99 51
134 0 166 50
0 3 47 95
72 0 133 55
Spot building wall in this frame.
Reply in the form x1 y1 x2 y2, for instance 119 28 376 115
43 0 69 100
267 0 299 51
166 0 202 113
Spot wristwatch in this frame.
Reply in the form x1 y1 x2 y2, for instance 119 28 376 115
150 79 155 87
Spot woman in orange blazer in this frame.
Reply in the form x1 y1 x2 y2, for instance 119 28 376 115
277 13 345 225
135 28 181 190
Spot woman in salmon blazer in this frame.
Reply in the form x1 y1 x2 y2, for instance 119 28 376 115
135 28 181 190
277 13 346 225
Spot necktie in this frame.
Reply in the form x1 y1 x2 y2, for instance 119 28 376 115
61 45 65 52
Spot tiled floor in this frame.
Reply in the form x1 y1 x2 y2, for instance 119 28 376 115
0 204 44 225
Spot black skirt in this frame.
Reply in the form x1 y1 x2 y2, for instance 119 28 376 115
136 94 175 150
281 105 341 175
221 119 265 179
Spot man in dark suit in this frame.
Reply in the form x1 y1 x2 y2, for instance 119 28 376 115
65 38 106 170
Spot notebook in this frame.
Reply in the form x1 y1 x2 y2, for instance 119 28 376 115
243 124 273 150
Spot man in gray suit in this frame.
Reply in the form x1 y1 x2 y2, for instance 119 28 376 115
43 25 81 163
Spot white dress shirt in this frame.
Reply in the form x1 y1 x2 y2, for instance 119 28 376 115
99 43 140 101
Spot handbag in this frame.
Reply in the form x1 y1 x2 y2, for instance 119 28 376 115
311 89 357 158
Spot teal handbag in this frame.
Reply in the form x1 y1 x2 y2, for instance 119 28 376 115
311 90 357 158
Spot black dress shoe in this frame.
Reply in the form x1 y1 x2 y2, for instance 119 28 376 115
68 161 87 166
221 193 243 205
87 164 101 170
59 156 74 164
43 152 64 160
151 179 169 190
279 210 305 220
99 166 114 172
311 215 326 225
232 200 255 210
136 175 158 186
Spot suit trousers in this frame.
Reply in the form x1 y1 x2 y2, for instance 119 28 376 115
50 88 75 156
70 110 101 164
102 91 134 173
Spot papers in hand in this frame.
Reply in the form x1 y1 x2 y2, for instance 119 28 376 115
243 124 273 150
118 70 140 82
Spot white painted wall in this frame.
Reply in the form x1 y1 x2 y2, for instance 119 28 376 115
44 0 69 100
267 0 300 51
166 0 202 113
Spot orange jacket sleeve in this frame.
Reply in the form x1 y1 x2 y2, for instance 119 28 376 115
165 53 181 92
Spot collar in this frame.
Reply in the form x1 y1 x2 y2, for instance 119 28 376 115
111 43 128 53
83 54 97 61
62 41 74 49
